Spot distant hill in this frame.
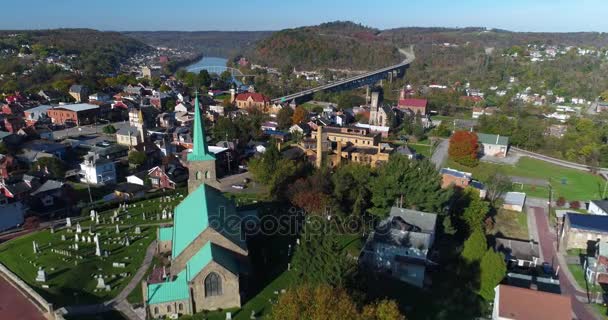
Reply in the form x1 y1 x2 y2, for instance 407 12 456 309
123 31 272 58
247 21 402 71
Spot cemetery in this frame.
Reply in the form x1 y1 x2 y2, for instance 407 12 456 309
0 193 185 307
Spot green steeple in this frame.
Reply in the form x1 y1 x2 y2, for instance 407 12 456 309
188 92 215 161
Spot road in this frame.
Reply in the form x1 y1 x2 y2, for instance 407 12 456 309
52 121 133 140
512 147 608 175
430 139 448 169
532 206 601 320
0 274 46 320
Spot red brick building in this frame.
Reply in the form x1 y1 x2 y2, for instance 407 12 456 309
235 93 271 112
397 98 427 115
47 103 100 125
3 116 25 133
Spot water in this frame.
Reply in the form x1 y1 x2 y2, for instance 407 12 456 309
186 56 228 73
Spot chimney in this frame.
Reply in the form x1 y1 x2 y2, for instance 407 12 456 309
316 126 323 169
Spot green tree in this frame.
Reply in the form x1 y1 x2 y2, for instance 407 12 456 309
461 190 490 233
128 151 146 167
332 163 373 218
212 117 238 141
461 229 487 263
370 155 450 217
486 172 512 205
102 125 117 134
248 143 301 198
277 106 294 129
0 142 8 154
291 220 355 287
30 157 66 179
478 249 507 301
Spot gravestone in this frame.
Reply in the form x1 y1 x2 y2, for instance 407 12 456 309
32 241 38 254
125 237 130 246
95 241 101 257
90 210 96 221
66 217 72 227
134 226 141 234
74 243 79 251
61 235 66 241
50 226 55 234
226 312 232 320
115 225 120 234
35 267 46 282
75 234 80 242
76 223 82 234
96 276 106 289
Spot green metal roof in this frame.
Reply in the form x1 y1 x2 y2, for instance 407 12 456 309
185 242 239 281
171 184 246 258
187 92 216 162
159 227 173 242
477 133 509 146
147 271 190 304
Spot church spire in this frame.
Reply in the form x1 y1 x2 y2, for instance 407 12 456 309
188 92 215 161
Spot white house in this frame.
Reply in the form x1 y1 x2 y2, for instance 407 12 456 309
588 200 608 216
477 133 509 158
80 152 116 185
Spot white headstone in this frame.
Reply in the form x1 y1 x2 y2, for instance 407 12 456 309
125 237 130 246
96 276 105 289
35 267 46 282
75 234 80 242
226 312 232 320
76 223 82 234
95 241 101 257
162 209 167 219
115 225 120 234
90 210 95 221
87 236 92 243
74 243 79 250
66 217 72 227
61 234 66 241
134 226 141 234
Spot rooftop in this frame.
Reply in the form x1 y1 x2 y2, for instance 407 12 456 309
477 132 509 146
568 213 608 233
504 192 526 206
496 285 571 320
591 200 608 213
51 103 99 113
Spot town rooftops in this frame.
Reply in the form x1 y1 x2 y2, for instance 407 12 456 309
398 98 427 108
440 167 472 179
235 92 270 103
389 207 437 232
495 284 571 320
69 84 85 93
30 180 64 196
477 132 509 146
494 237 539 262
51 103 99 113
504 192 526 207
568 213 608 233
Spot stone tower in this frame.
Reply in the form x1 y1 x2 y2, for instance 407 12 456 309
187 93 219 193
369 91 380 125
316 126 323 168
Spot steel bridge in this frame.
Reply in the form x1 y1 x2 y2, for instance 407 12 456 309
271 57 413 104
187 65 256 77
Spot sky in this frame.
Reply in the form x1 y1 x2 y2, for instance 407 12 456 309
2 0 608 32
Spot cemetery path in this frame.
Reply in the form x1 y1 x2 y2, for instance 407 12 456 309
112 240 157 303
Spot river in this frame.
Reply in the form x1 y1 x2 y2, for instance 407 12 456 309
186 56 228 73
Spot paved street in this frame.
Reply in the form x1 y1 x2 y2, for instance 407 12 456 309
52 121 132 140
430 139 448 169
532 206 601 320
0 274 46 320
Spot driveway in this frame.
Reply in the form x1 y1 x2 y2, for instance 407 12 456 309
430 139 448 169
532 206 601 320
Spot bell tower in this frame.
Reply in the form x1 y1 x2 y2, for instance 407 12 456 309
187 93 219 193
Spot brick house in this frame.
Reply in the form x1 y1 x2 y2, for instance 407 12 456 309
234 92 270 112
560 213 608 251
1 103 24 116
440 167 486 198
47 103 100 125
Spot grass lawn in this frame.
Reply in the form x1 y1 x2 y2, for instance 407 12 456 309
0 226 155 306
593 304 608 319
126 255 161 305
409 143 432 158
68 182 115 203
447 157 605 200
568 263 603 295
488 209 529 240
336 233 364 257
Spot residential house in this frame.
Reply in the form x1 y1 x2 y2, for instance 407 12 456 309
393 145 416 160
494 237 540 269
29 179 65 208
261 121 279 131
1 103 24 116
0 174 39 200
503 192 526 212
114 182 149 200
235 92 270 112
439 168 486 198
24 105 52 126
128 165 188 190
69 85 88 102
289 123 311 136
492 285 571 320
472 107 497 119
360 207 437 288
3 116 25 133
588 200 608 216
47 103 100 125
79 152 116 185
22 140 67 160
0 201 25 232
585 241 608 286
477 133 509 158
116 126 144 148
560 213 608 250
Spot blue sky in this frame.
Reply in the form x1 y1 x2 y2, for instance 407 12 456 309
2 0 607 32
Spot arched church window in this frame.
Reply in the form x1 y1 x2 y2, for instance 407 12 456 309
205 170 210 179
204 272 222 297
178 303 184 311
154 307 159 314
196 171 202 180
167 305 172 313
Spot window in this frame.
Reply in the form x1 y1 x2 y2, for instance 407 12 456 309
154 307 159 314
205 171 210 179
196 171 202 180
178 303 183 311
204 272 222 297
218 206 226 216
167 305 172 312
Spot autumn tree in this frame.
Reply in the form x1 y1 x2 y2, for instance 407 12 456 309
287 170 333 215
448 131 479 167
277 106 294 129
269 284 405 320
292 106 309 124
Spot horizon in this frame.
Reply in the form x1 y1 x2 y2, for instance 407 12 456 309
3 0 608 33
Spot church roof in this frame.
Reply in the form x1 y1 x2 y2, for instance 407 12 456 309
171 184 245 258
147 270 190 304
187 93 215 162
185 242 239 281
159 226 173 242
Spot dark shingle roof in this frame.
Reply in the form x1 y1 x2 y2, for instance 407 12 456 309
568 213 608 233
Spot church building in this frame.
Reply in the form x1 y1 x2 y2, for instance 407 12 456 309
143 94 249 318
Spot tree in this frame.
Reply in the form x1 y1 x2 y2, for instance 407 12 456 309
288 170 333 215
485 172 512 205
292 106 309 125
461 190 490 233
277 106 294 129
212 117 238 141
102 125 117 134
448 131 479 167
248 143 301 198
461 229 487 263
269 284 405 320
30 157 66 179
370 155 450 217
332 163 373 218
0 142 8 154
291 220 355 287
128 151 146 167
478 249 507 301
